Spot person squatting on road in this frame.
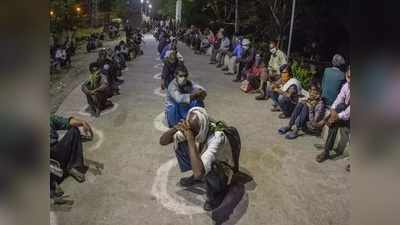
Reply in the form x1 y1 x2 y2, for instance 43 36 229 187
164 65 207 128
50 115 93 190
81 63 114 117
160 107 240 211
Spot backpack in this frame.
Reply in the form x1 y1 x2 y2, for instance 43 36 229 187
210 121 241 173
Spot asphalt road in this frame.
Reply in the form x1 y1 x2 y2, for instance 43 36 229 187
52 34 350 225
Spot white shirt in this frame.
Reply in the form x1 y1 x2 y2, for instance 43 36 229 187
174 131 233 174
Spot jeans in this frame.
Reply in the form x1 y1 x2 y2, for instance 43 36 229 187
166 100 204 128
278 95 297 116
289 102 309 129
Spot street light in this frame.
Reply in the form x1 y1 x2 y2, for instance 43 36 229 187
50 10 54 16
76 7 81 13
149 4 152 9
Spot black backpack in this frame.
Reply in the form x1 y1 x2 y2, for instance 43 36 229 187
211 121 241 173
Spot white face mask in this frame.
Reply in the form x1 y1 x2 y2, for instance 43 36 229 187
270 48 277 54
177 76 187 85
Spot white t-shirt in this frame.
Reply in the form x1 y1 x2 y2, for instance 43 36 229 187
174 131 233 174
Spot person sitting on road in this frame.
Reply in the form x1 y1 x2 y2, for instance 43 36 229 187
97 49 122 95
321 54 347 107
222 37 244 75
117 40 130 61
215 32 231 68
233 39 256 82
268 64 302 119
161 46 184 90
50 115 93 183
159 107 236 211
165 65 207 128
240 54 266 93
209 28 223 64
158 31 170 54
160 38 178 61
278 83 325 139
54 45 70 69
81 63 113 117
256 40 288 100
315 66 350 163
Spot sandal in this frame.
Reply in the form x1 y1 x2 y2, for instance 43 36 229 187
69 168 86 183
278 113 288 119
285 131 299 140
316 152 329 163
278 126 291 135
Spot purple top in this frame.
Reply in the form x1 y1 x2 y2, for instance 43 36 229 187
331 82 350 120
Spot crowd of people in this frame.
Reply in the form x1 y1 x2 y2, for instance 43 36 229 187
154 22 350 210
50 24 144 202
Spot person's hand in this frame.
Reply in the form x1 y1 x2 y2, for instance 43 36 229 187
176 121 195 142
197 90 207 101
81 121 94 138
328 110 339 125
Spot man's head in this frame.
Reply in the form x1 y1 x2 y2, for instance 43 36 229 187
280 64 292 83
175 65 190 87
331 54 346 69
242 39 250 50
269 40 279 54
309 83 321 98
89 63 100 74
186 107 209 144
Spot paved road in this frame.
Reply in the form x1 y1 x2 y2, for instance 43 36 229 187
52 35 350 225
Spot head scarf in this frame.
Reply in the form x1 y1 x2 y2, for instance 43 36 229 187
332 54 346 68
186 107 209 144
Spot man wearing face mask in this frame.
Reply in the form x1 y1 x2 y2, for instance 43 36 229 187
255 40 287 100
161 48 184 90
233 39 257 82
222 35 243 75
165 65 207 128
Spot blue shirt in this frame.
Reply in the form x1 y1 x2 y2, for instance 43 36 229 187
232 44 243 58
160 44 171 60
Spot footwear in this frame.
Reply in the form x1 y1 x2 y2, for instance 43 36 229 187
224 72 234 75
221 67 228 71
255 94 266 100
69 168 86 183
94 108 101 117
209 61 216 64
232 79 241 82
271 106 280 112
203 194 225 211
313 143 325 149
316 152 329 163
179 175 202 187
278 126 291 135
278 113 289 119
346 164 351 172
285 131 299 140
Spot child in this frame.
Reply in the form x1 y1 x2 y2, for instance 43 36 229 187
278 83 325 139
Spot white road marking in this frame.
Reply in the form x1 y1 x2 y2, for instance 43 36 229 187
153 72 162 80
153 63 164 69
50 211 58 225
78 103 119 117
153 87 166 98
88 128 104 152
155 57 161 61
153 112 169 132
151 158 204 215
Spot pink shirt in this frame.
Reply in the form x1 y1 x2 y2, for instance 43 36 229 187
331 82 350 120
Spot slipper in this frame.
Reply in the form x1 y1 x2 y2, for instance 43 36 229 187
285 131 298 140
278 113 288 119
278 126 291 135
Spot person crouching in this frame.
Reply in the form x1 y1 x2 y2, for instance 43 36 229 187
81 63 113 117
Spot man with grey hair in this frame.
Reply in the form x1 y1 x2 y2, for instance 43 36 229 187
159 107 236 211
321 54 347 106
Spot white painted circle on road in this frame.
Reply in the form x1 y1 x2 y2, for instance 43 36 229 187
153 72 162 80
153 112 169 132
155 57 161 61
88 128 104 152
151 158 204 215
153 63 164 69
153 87 166 97
78 103 119 117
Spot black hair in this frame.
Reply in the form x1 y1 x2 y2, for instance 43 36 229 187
279 64 292 76
89 62 100 73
